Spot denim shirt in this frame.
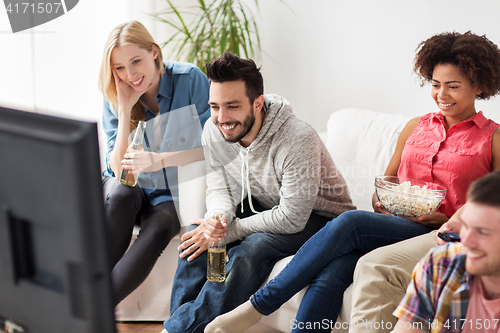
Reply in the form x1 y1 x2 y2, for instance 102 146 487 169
102 62 210 205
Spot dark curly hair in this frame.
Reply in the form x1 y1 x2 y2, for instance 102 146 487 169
414 31 500 100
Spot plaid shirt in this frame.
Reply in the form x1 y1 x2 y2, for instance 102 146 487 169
393 243 471 333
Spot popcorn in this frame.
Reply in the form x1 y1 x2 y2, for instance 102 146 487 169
376 181 444 217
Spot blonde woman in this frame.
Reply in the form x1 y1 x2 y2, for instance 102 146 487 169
98 21 210 305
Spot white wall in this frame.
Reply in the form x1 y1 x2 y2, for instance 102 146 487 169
254 0 500 131
1 0 134 116
1 0 500 138
0 0 161 167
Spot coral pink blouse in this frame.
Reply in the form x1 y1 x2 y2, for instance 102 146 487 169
398 111 498 217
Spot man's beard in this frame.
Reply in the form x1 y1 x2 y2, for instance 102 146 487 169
217 112 255 143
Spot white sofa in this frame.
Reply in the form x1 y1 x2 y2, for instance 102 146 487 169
115 108 412 332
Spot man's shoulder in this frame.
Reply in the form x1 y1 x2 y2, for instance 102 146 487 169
423 243 467 280
273 116 322 152
263 94 318 139
431 242 466 258
271 111 317 137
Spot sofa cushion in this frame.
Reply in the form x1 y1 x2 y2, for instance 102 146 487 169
325 109 412 211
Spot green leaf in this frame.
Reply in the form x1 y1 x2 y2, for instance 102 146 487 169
152 0 286 73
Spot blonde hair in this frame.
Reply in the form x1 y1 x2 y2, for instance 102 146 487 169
98 21 164 130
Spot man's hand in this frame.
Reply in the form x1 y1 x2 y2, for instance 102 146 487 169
435 212 462 245
202 214 227 241
178 215 228 261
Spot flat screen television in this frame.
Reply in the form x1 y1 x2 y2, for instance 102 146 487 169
0 106 116 333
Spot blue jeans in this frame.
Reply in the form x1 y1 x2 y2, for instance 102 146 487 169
250 210 433 333
164 205 331 333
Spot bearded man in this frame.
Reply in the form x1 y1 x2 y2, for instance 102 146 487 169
162 51 355 333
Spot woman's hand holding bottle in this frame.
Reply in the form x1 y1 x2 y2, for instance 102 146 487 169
122 151 161 173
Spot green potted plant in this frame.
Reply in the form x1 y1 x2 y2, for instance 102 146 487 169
153 0 262 73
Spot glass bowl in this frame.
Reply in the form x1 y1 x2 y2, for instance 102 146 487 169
374 176 447 217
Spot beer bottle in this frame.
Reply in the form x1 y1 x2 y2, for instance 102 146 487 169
119 121 146 187
207 213 226 282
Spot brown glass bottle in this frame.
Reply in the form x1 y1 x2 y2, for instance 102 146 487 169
119 121 146 187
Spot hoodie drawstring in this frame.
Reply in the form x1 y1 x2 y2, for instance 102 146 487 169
240 149 259 214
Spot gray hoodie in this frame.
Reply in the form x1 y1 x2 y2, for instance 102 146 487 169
202 94 355 243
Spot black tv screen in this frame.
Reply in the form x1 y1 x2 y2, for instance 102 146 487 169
0 106 116 333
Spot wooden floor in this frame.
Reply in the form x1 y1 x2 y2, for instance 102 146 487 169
116 321 282 333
